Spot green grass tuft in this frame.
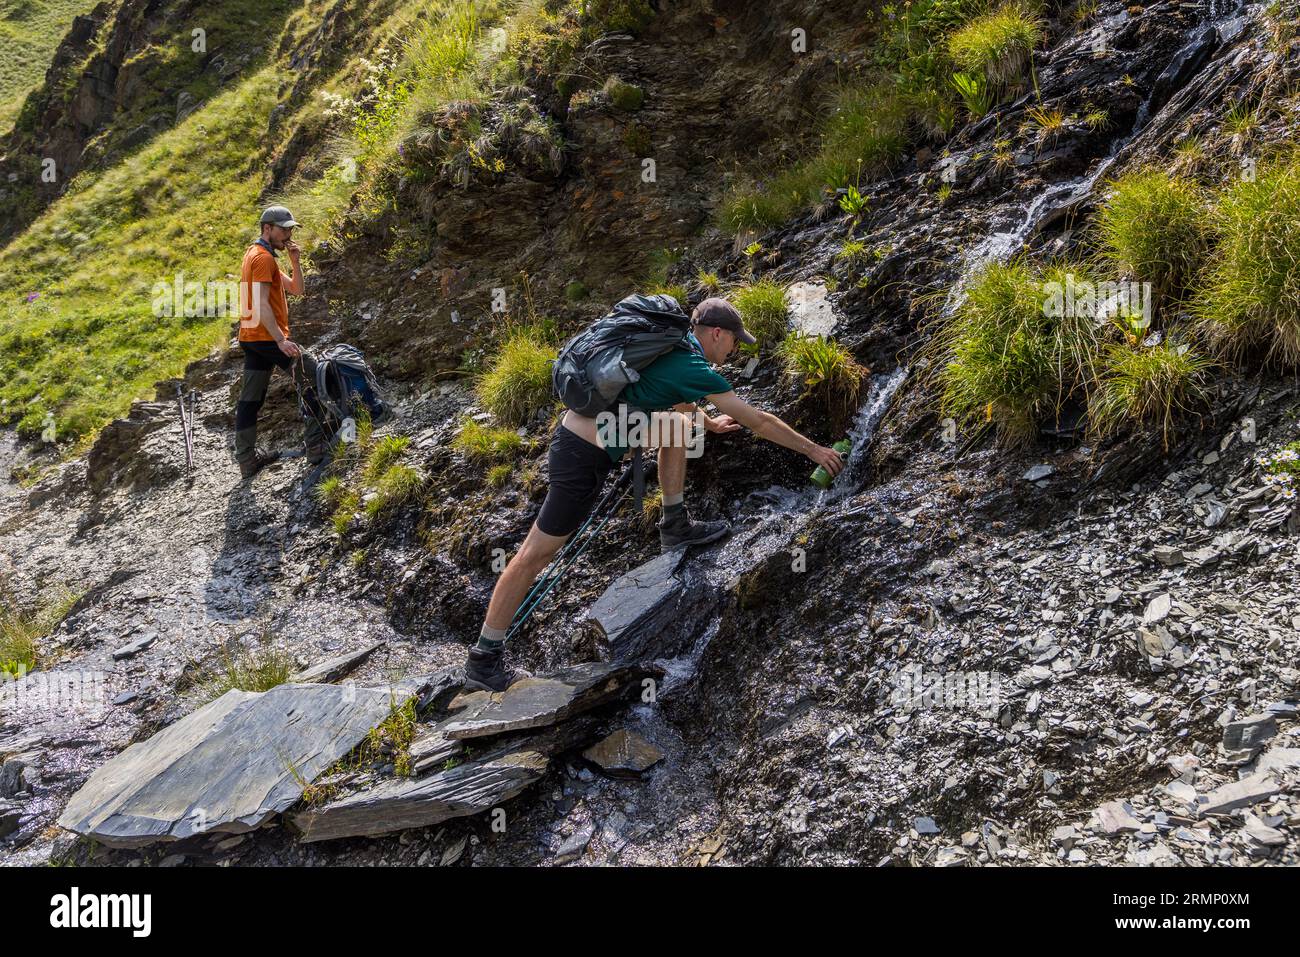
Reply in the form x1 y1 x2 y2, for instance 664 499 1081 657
776 333 867 424
1088 341 1212 449
453 417 523 463
200 637 294 701
365 464 423 519
0 584 78 677
1096 168 1208 302
475 328 557 426
732 281 790 348
947 2 1043 87
363 434 411 484
934 258 1100 446
1191 158 1300 364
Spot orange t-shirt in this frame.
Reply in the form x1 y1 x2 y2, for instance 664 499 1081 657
238 242 290 342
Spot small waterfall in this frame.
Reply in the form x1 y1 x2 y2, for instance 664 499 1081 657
946 2 1258 314
824 366 908 503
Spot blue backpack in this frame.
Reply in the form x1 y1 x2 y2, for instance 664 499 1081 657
312 344 388 432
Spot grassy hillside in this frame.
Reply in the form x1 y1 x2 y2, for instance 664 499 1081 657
0 0 630 445
0 0 97 133
0 68 280 442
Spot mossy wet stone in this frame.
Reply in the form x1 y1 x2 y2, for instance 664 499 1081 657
603 76 644 111
57 683 397 849
582 729 664 777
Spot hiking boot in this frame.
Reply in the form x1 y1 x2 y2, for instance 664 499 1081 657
464 645 521 693
306 441 331 466
660 514 732 553
238 448 281 480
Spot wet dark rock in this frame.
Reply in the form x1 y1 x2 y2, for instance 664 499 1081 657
585 551 699 661
442 662 662 741
58 683 397 848
582 729 664 777
291 719 603 843
0 800 21 838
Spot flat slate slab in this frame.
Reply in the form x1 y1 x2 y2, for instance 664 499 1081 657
290 641 385 684
290 717 605 842
442 662 660 741
586 551 694 662
58 683 396 849
291 748 548 842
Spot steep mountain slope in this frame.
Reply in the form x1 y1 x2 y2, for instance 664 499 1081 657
2 0 1300 867
0 0 97 131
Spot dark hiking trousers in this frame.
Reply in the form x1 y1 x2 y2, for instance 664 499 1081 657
234 341 326 464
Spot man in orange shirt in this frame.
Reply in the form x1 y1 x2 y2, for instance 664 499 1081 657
234 205 327 479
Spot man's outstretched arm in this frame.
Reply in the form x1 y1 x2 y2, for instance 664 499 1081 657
707 391 844 476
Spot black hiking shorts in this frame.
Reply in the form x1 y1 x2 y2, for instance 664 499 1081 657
536 423 616 537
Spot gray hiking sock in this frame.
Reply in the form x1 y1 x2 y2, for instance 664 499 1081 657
476 625 508 652
661 498 687 528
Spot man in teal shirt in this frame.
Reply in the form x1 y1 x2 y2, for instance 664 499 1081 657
465 297 846 691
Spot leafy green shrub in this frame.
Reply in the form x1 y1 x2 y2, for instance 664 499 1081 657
453 417 524 463
1191 159 1300 364
951 72 993 118
475 328 557 426
1096 169 1208 301
947 2 1043 86
732 281 790 347
487 463 514 487
1088 341 1212 449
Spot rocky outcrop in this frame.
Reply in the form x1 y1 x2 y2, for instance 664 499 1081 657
58 683 398 848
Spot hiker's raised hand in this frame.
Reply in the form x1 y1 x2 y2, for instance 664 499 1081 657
286 240 301 262
705 414 741 434
278 339 302 358
809 444 845 477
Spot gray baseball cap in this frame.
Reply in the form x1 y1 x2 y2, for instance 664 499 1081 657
691 297 757 345
259 205 300 228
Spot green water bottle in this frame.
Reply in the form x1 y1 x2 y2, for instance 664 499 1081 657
810 439 851 489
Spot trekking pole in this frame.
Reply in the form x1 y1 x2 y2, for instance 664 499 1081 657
504 465 633 641
176 385 194 476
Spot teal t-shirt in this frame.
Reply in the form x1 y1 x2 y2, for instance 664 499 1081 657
598 334 733 462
